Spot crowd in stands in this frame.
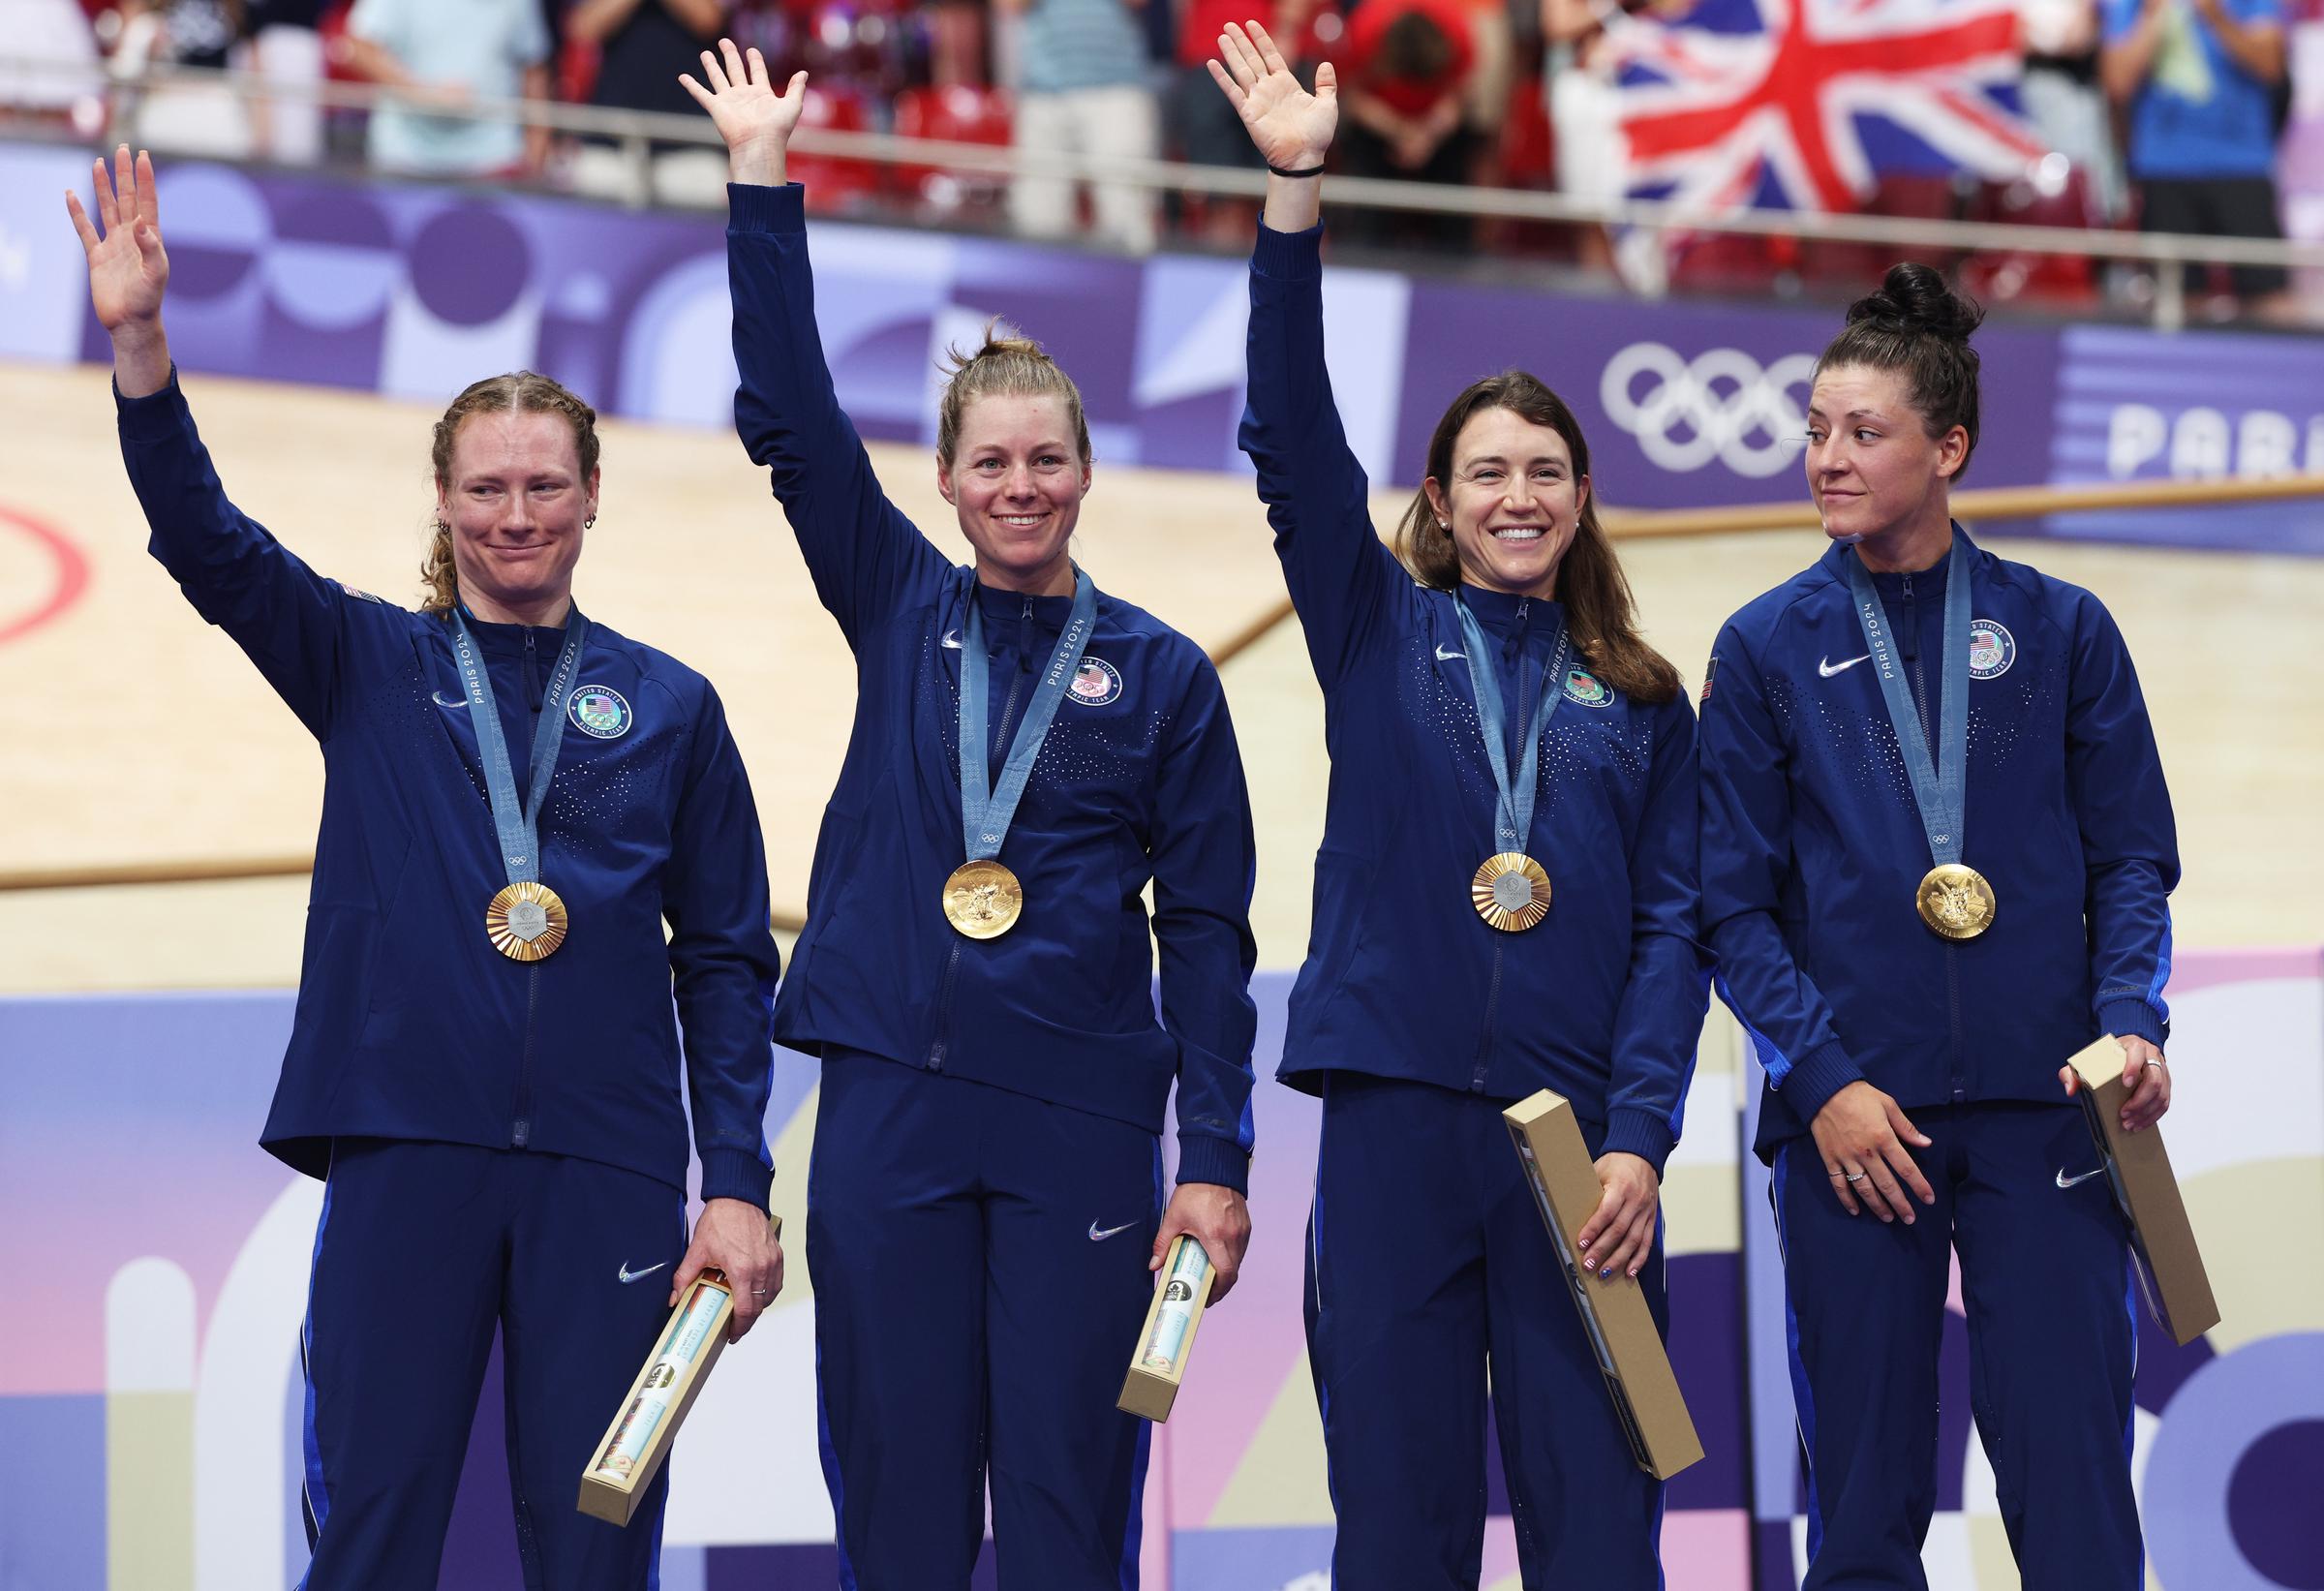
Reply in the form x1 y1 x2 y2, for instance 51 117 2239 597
5 0 2317 310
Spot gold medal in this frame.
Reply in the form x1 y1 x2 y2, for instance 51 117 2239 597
487 880 569 961
942 860 1023 939
1472 852 1552 933
1915 863 1995 940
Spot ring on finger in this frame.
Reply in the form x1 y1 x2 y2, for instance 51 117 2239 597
1844 1169 1868 1183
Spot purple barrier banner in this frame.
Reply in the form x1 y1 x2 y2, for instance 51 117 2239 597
5 953 2319 1588
5 138 2321 556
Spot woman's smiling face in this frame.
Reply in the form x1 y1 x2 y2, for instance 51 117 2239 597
938 391 1089 593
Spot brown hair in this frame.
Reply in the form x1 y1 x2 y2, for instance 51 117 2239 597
1394 371 1682 706
1815 261 1984 478
1379 11 1456 84
419 372 601 615
934 321 1091 471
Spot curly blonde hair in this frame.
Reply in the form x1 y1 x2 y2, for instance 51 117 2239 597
420 372 601 615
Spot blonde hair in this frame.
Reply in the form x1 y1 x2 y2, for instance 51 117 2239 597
420 372 601 615
934 321 1090 470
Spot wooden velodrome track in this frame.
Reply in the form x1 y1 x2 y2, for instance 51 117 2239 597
5 357 2322 996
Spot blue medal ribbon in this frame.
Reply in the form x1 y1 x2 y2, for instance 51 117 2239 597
449 606 592 887
1845 534 1970 868
1452 596 1574 854
958 570 1099 865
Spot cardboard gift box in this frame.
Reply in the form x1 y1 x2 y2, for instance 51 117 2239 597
578 1213 781 1525
1117 1233 1215 1423
1503 1089 1703 1481
2066 1036 2219 1346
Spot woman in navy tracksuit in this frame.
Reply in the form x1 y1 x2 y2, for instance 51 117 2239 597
76 148 782 1588
1699 264 2179 1589
1212 30 1703 1588
687 46 1260 1589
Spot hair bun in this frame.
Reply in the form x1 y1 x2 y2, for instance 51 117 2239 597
1846 261 1983 345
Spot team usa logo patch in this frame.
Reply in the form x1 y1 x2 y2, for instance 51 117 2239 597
1068 656 1122 706
1563 668 1614 708
567 684 633 739
1968 620 2016 680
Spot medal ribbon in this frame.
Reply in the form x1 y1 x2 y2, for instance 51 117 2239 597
1845 533 1971 868
1452 597 1573 852
957 570 1099 864
450 606 592 886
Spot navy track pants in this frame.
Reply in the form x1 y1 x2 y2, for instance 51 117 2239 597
1306 1072 1668 1591
296 1139 687 1591
808 1050 1165 1590
1771 1100 2141 1590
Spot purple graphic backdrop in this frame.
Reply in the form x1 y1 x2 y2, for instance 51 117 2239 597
6 140 2322 554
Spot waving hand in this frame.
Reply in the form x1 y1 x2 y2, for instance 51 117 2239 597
1208 21 1337 173
681 38 809 187
66 145 171 397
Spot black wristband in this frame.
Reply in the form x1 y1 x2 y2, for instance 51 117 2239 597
1266 161 1326 178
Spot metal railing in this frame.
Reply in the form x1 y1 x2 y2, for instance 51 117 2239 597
10 54 2324 329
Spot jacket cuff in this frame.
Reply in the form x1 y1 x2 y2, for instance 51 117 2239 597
1775 1038 1863 1126
727 180 805 236
115 367 189 441
2099 998 2166 1048
1252 221 1322 282
698 1147 775 1210
1176 1133 1250 1196
1600 1109 1677 1178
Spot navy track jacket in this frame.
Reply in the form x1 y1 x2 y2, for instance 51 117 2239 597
1700 532 2179 1158
120 375 780 1206
1242 225 1706 1174
727 183 1260 1193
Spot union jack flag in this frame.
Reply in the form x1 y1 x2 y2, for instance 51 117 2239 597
1605 0 2052 213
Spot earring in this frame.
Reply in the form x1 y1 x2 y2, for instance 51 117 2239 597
585 515 596 529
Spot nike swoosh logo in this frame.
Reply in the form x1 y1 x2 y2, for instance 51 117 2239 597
2056 1166 2107 1190
1435 645 1467 661
616 1260 670 1284
940 628 963 649
1087 1220 1138 1241
1818 655 1871 678
432 690 469 709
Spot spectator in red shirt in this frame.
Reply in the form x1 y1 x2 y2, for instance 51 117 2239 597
1175 0 1317 243
1338 0 1475 244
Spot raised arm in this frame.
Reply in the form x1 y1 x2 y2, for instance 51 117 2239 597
1212 24 1404 688
685 43 947 648
72 146 350 739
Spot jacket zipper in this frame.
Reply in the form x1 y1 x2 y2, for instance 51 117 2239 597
931 597 1032 1072
1473 597 1534 1090
509 628 546 1147
1902 573 1968 1102
927 943 962 1071
988 596 1034 759
511 964 540 1146
1472 943 1505 1092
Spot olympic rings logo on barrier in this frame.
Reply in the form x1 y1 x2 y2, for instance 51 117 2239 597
1599 343 1820 478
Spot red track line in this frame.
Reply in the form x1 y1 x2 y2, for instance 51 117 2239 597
0 504 92 647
